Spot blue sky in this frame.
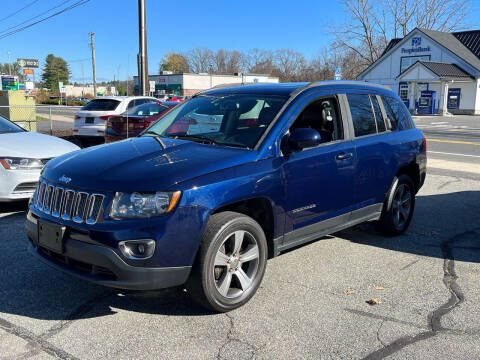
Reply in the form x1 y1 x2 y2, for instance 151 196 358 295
1 0 480 82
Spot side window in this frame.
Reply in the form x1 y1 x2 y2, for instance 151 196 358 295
347 94 377 137
127 100 136 109
381 96 399 130
382 96 414 130
371 96 386 132
290 97 344 144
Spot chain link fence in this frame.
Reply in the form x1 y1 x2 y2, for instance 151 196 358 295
0 105 81 137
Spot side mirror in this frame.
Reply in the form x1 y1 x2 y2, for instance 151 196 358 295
283 128 322 154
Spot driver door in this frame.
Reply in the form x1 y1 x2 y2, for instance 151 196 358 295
281 95 356 247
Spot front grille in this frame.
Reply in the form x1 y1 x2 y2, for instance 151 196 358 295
13 181 38 193
33 180 105 225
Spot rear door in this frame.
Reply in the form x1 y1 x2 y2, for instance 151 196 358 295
346 93 393 214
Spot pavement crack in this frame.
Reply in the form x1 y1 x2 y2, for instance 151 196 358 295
0 317 80 360
437 177 461 190
216 312 261 360
362 227 480 360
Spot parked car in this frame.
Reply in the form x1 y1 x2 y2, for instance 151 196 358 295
105 101 178 143
73 96 157 143
26 82 426 312
0 115 80 202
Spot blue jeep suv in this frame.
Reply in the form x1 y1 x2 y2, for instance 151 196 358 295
25 81 426 311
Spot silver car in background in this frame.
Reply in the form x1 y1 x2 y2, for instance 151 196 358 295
0 116 80 202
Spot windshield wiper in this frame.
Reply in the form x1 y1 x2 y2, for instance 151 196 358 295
169 133 217 145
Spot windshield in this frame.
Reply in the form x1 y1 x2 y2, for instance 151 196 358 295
125 103 168 117
143 94 287 149
0 115 24 133
81 99 120 111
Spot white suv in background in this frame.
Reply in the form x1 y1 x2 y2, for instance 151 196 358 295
73 96 157 142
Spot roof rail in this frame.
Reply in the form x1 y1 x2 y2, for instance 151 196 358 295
289 80 391 96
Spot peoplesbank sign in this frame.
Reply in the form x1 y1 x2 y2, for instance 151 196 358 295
401 37 431 54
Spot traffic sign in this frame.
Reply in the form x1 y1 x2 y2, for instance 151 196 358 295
23 69 34 75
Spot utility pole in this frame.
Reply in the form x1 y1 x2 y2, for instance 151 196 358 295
89 32 97 96
7 52 11 74
137 0 149 96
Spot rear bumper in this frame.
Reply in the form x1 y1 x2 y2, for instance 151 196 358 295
25 214 191 290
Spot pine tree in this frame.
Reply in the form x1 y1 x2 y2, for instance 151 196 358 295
41 54 71 91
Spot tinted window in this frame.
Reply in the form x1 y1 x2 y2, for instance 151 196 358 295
0 115 24 133
81 99 120 111
125 103 167 116
371 96 386 132
347 94 377 137
382 96 414 130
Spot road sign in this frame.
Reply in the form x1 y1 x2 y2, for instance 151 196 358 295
17 58 39 68
58 81 63 89
60 87 67 94
334 67 342 80
23 69 34 75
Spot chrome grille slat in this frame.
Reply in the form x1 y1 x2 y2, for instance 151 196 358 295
32 180 104 225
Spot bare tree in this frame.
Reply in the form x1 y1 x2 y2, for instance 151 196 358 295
213 49 247 74
334 0 471 69
274 49 308 81
187 48 214 73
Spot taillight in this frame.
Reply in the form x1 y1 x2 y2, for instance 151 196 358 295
74 115 80 120
99 115 113 121
423 136 427 153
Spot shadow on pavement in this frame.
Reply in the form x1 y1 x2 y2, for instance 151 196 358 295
0 190 478 322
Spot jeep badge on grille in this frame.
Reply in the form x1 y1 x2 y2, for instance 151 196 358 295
58 175 72 184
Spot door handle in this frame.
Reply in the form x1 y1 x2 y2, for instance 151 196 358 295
336 152 353 160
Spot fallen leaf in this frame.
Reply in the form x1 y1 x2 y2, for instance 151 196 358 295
375 286 385 290
367 298 381 305
344 290 355 295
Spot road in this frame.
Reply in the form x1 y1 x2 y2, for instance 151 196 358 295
1 118 480 359
414 115 480 178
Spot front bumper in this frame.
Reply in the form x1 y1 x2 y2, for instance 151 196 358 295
25 213 191 290
0 167 40 201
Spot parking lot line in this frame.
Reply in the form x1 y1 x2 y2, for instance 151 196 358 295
427 138 480 146
428 151 480 158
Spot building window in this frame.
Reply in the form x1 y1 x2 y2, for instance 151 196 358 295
399 82 409 102
400 55 430 73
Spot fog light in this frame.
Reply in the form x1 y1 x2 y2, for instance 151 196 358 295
118 239 155 260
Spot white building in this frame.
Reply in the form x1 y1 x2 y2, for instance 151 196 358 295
357 28 480 115
134 72 279 97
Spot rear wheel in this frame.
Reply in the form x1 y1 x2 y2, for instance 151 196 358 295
377 175 415 236
187 211 267 312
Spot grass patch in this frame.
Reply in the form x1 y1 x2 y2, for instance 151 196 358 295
36 115 49 122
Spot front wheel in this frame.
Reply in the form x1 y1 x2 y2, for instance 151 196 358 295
377 175 416 236
187 211 267 312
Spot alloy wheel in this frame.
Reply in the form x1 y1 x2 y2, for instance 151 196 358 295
392 183 411 230
213 230 260 299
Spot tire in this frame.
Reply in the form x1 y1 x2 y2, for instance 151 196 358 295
186 211 268 312
376 174 416 236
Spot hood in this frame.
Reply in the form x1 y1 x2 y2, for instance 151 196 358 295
42 136 256 192
0 132 80 158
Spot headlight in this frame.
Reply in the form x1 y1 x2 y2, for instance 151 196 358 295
0 157 44 170
110 191 181 218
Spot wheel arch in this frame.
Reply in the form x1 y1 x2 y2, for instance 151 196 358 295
396 161 420 193
211 197 276 258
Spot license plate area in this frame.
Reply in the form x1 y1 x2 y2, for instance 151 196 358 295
38 220 66 253
85 117 94 124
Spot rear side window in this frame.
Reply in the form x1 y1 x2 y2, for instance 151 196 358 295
347 94 377 137
381 96 414 130
81 99 120 111
371 96 386 132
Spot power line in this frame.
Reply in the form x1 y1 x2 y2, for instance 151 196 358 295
0 0 90 40
0 0 40 23
0 0 73 36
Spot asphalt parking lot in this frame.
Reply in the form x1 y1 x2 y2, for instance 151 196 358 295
1 168 479 359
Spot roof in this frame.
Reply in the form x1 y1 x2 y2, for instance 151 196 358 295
92 96 156 101
201 82 309 96
452 30 480 60
420 28 480 71
380 38 402 57
200 81 393 97
397 61 474 80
